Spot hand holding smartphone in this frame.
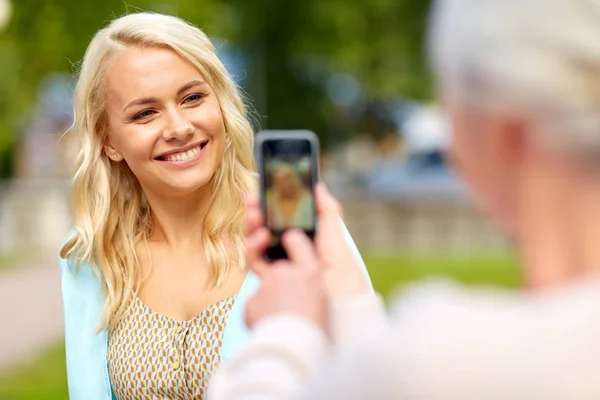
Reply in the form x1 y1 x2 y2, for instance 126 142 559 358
254 130 320 260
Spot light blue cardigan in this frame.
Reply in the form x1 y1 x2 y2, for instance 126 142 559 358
60 222 371 400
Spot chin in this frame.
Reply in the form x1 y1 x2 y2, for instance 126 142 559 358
153 173 213 197
169 180 213 195
139 160 219 199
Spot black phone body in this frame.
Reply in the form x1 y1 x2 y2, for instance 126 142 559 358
254 130 320 260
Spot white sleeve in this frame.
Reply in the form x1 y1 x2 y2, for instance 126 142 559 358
329 291 389 350
208 291 390 400
339 218 374 291
300 278 600 400
297 323 403 400
207 314 329 400
211 278 600 400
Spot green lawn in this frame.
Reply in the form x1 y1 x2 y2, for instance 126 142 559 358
0 345 69 400
363 252 520 297
0 249 40 273
0 252 519 399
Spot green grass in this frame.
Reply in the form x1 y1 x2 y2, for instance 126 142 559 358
0 345 68 400
0 252 519 399
364 252 520 298
0 249 38 273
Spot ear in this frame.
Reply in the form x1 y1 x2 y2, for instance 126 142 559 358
494 114 528 167
103 139 123 162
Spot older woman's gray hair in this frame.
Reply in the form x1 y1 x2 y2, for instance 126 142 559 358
429 0 600 160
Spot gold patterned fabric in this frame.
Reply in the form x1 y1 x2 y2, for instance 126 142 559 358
107 295 236 400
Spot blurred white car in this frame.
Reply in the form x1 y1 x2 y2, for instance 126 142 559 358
367 105 467 200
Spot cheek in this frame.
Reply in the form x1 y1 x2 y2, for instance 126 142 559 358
195 102 227 158
450 116 512 224
448 115 491 196
447 116 476 178
201 101 226 139
110 126 157 162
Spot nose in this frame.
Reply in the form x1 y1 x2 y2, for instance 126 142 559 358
161 108 194 141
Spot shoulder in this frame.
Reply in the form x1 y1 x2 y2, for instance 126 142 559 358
59 244 109 398
59 246 100 291
59 231 100 284
298 192 313 210
389 275 600 327
59 234 103 307
220 272 260 361
383 277 600 396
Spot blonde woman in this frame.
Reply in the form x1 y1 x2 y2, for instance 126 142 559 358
266 164 313 230
59 12 370 400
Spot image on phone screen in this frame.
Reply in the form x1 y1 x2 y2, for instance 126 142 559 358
262 140 316 234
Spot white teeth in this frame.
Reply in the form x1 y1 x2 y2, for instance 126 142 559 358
165 145 202 162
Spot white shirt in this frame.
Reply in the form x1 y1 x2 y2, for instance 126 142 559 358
208 276 600 400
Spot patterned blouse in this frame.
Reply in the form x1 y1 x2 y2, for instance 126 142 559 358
107 295 236 400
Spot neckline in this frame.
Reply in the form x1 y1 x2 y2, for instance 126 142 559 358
134 293 237 325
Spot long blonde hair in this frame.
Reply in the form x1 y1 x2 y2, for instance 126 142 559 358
60 12 256 331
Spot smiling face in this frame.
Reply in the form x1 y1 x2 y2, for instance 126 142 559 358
272 166 302 198
103 46 227 198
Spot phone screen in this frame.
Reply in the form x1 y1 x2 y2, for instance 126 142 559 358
261 138 316 259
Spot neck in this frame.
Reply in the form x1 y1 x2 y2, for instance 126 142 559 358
280 188 301 201
144 184 213 249
517 153 600 290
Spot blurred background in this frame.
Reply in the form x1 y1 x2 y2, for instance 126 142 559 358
0 0 517 398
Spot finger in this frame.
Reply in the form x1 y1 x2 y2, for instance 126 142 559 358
246 227 271 276
247 227 271 258
315 182 343 219
244 194 260 209
248 256 270 278
314 182 345 242
281 229 320 272
313 184 351 270
244 194 263 236
244 207 264 237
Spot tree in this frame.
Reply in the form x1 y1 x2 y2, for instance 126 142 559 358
227 0 434 147
0 0 434 177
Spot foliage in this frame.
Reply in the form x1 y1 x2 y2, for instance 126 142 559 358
0 0 434 176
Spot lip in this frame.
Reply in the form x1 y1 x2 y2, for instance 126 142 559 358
154 140 208 159
155 141 209 168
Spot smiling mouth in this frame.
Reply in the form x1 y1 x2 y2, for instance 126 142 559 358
155 141 208 162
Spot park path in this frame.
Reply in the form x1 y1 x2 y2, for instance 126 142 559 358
0 260 64 370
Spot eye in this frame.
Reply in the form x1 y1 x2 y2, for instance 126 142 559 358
183 93 206 104
132 109 156 121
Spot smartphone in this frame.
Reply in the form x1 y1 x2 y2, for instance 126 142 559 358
254 130 320 260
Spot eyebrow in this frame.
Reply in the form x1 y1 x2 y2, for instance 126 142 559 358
122 80 208 112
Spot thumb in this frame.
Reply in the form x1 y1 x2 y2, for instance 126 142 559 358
315 182 343 221
246 227 271 277
281 229 320 272
314 182 345 242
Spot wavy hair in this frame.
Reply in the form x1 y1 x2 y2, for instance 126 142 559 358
60 12 256 330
